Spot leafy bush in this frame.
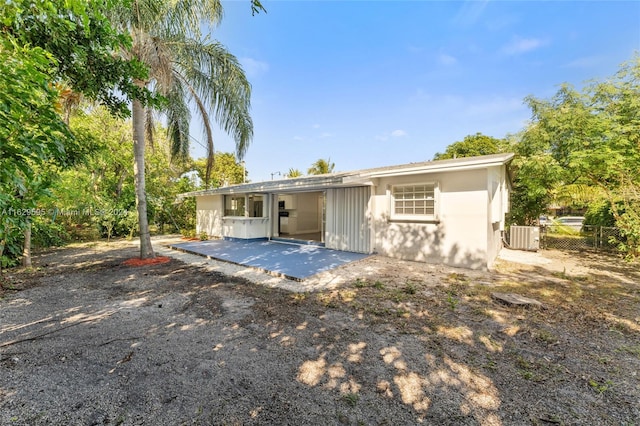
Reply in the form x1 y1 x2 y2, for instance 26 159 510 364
32 218 69 248
0 225 22 269
584 200 617 227
181 229 196 239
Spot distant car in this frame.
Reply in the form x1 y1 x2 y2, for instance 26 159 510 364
539 215 551 226
554 216 585 231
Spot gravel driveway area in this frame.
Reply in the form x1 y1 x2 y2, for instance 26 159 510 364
1 237 638 425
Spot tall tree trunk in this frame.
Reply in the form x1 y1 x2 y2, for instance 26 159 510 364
22 218 31 268
132 97 155 259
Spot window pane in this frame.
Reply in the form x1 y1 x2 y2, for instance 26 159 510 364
225 195 246 216
249 195 264 217
393 183 436 218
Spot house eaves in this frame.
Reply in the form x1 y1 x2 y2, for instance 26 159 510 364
177 173 356 199
178 153 515 199
343 153 515 184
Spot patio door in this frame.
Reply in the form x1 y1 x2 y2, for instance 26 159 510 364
325 187 371 253
272 192 325 243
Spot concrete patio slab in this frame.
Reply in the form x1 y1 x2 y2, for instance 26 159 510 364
168 239 370 281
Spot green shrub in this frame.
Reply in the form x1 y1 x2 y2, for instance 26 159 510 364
32 218 69 248
584 200 617 227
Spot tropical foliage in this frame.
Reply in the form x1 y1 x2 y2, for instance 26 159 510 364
433 133 510 160
109 0 260 258
191 153 247 189
519 57 640 257
35 108 198 246
286 168 303 178
0 0 148 269
1 0 262 267
2 0 153 116
435 57 640 257
308 158 335 175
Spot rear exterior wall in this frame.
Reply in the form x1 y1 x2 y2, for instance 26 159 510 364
371 169 490 269
196 195 223 238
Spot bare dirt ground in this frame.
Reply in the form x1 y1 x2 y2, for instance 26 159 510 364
1 237 639 425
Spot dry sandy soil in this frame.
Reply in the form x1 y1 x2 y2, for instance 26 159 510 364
1 237 638 425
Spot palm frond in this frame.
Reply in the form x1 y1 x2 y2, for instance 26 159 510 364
174 39 253 159
173 68 216 185
164 0 224 37
164 80 191 161
131 30 174 88
552 183 605 206
120 1 254 174
108 0 167 33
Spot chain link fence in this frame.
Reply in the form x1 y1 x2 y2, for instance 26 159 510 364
540 225 621 252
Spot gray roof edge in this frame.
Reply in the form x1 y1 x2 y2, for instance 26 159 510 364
178 153 515 198
178 174 350 198
357 153 515 177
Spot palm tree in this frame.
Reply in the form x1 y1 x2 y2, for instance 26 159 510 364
307 158 335 175
112 0 260 258
286 168 303 178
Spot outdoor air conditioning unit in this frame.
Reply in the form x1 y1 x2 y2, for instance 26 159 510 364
509 226 540 251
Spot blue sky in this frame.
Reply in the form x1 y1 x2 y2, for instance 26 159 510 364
191 0 640 182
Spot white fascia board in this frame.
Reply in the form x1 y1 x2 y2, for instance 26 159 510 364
178 154 515 198
341 175 375 185
179 176 348 198
361 156 514 179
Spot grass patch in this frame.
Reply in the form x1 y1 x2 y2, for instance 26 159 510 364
403 282 417 295
588 378 613 394
290 293 308 304
616 344 640 357
339 290 357 302
341 392 359 407
316 292 339 308
446 272 469 283
515 356 541 381
395 308 410 318
446 292 459 311
353 278 368 288
535 329 558 344
391 291 406 304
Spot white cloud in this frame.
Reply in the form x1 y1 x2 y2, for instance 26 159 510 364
409 88 431 102
375 129 407 141
452 0 490 27
502 36 548 55
240 57 269 77
319 132 333 139
312 124 321 129
438 53 457 66
563 55 605 69
293 136 304 141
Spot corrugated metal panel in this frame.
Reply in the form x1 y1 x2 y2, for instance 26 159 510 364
510 226 540 251
325 187 371 253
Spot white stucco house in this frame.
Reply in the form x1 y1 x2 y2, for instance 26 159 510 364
180 153 514 270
